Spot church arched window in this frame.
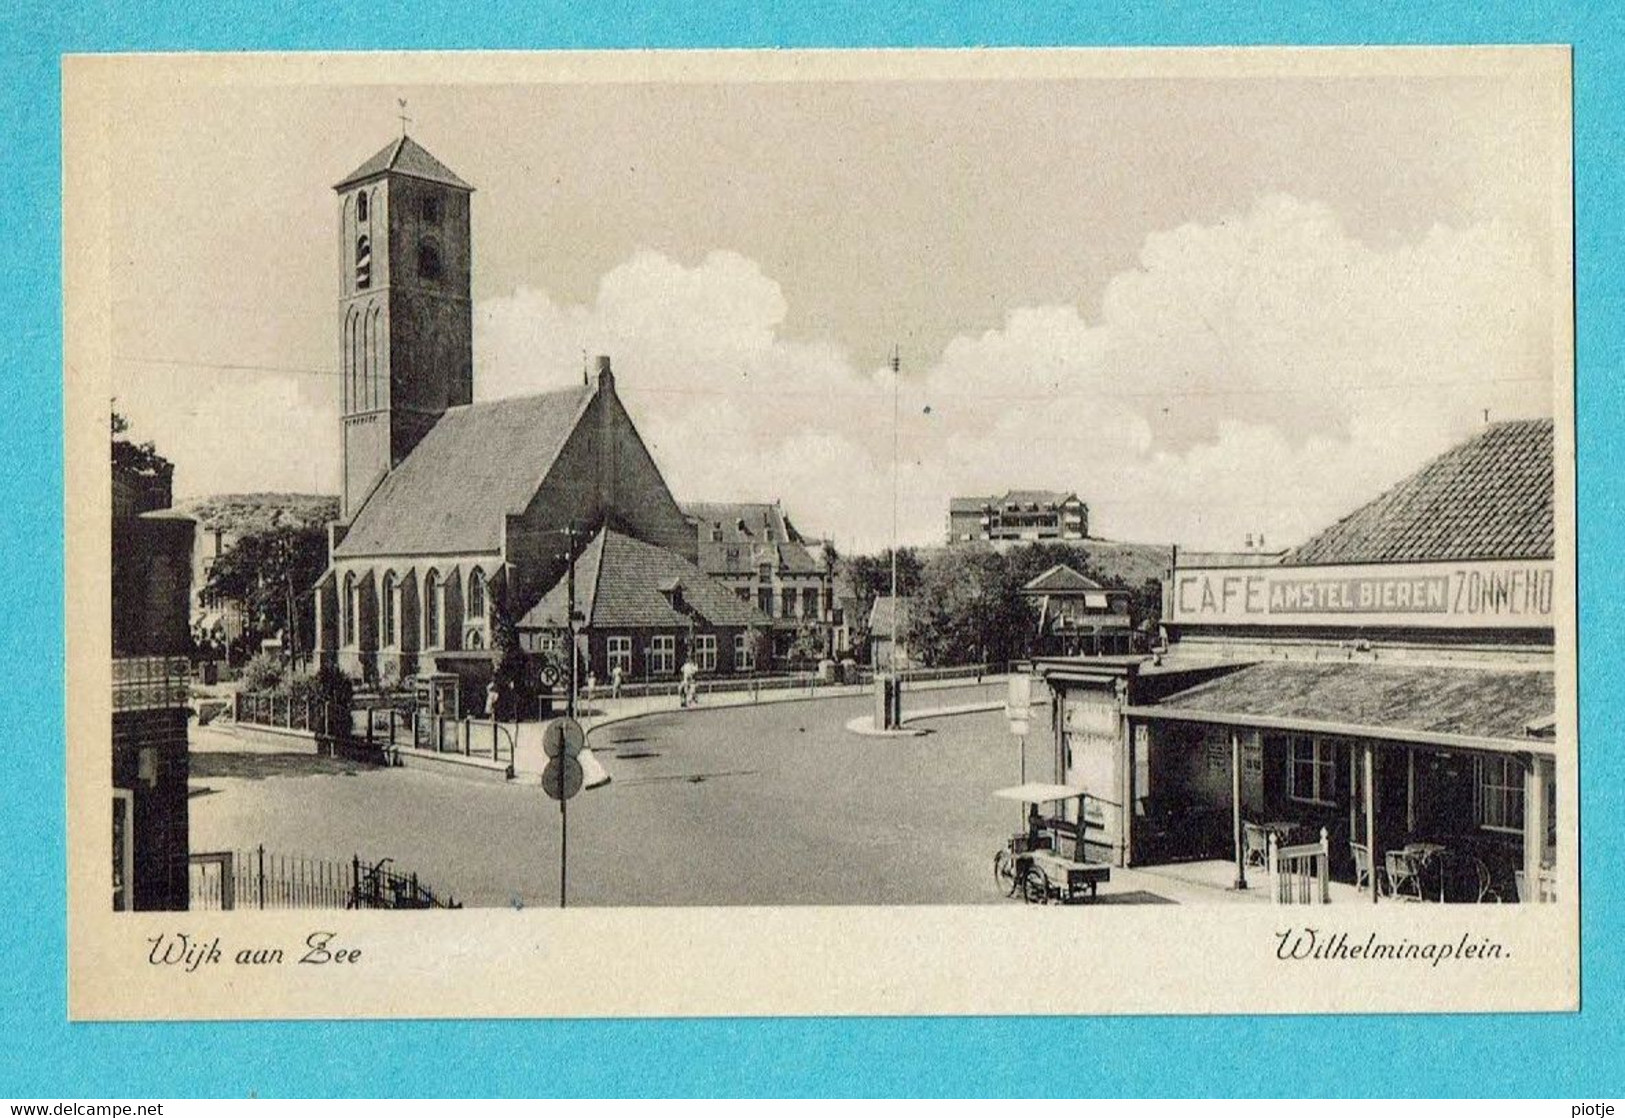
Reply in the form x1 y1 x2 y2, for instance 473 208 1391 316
342 573 356 647
417 241 442 281
365 305 382 411
467 569 486 623
424 570 441 649
380 573 396 648
355 235 371 289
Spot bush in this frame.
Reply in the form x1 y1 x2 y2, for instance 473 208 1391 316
239 651 285 694
279 664 354 710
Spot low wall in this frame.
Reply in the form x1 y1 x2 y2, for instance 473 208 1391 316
392 745 512 783
222 721 321 755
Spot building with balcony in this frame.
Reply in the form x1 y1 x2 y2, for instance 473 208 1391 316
947 490 1088 544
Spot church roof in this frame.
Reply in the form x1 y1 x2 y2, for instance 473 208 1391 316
518 528 769 631
333 385 595 559
334 135 473 192
1284 418 1554 565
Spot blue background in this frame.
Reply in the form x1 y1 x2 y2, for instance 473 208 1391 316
2 0 1619 1098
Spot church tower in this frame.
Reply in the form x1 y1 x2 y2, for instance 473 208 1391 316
334 135 474 520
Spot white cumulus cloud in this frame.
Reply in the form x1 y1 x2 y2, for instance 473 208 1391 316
474 195 1554 553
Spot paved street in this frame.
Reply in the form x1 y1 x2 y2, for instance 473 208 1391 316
193 682 1282 907
191 681 1080 907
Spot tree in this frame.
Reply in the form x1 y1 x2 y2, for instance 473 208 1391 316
201 524 329 657
904 547 1037 667
111 408 172 483
839 547 923 612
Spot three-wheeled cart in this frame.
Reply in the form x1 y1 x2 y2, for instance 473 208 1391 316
992 783 1111 904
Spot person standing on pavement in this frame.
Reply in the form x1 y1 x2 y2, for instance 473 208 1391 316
610 663 623 700
680 655 699 708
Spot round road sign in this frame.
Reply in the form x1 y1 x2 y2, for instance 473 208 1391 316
542 717 585 759
541 755 584 801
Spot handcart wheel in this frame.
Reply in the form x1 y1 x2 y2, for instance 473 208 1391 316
994 850 1019 896
1023 866 1051 905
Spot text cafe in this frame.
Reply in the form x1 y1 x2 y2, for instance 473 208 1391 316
1035 419 1564 904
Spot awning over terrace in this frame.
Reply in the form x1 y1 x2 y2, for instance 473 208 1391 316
1123 660 1560 757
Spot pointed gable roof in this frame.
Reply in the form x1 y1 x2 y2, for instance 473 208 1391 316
1285 418 1554 565
335 136 473 192
518 528 769 630
1022 563 1104 595
333 385 595 558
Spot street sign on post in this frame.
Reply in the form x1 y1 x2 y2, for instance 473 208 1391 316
541 755 585 801
542 717 585 759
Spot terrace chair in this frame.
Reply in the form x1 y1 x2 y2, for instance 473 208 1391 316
1384 849 1424 902
1243 821 1271 868
1350 841 1374 892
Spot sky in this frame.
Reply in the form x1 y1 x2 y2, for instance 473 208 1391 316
104 52 1567 553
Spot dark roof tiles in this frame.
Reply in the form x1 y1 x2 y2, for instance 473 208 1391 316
1285 419 1554 565
335 136 473 192
334 386 594 558
519 529 769 630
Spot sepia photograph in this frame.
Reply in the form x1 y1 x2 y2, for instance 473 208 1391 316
68 47 1576 1019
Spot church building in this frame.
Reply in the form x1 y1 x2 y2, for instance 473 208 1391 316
314 134 747 700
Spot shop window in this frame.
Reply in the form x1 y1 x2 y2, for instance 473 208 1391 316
607 636 632 675
1474 755 1525 833
694 634 717 672
1285 735 1336 806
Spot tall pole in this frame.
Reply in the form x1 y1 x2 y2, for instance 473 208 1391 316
562 521 577 910
889 345 900 672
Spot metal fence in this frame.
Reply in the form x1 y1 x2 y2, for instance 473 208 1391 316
232 693 345 737
355 707 515 765
188 846 460 910
579 661 1013 704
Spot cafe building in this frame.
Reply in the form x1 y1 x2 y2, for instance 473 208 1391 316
1037 418 1562 903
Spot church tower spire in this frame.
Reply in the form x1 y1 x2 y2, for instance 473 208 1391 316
333 134 475 520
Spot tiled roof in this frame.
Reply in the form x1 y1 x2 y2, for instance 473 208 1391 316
334 386 594 558
335 136 473 191
949 496 994 513
1022 563 1104 594
1001 489 1079 506
1285 419 1554 565
1152 661 1554 743
684 501 823 575
518 529 768 630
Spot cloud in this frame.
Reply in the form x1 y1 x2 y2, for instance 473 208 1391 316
470 194 1554 553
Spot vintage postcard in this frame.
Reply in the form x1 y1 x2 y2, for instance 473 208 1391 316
66 47 1576 1019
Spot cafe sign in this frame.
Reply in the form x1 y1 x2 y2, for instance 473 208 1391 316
1168 558 1555 630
